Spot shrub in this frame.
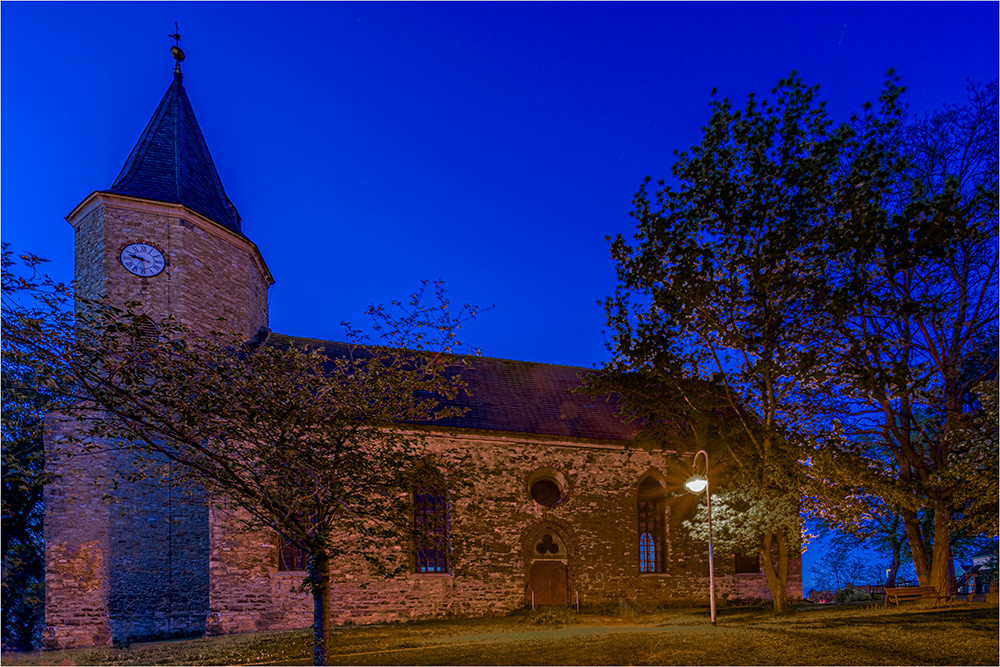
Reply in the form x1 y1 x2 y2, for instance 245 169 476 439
835 586 870 603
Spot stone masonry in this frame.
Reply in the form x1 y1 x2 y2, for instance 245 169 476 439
203 431 801 635
44 194 272 649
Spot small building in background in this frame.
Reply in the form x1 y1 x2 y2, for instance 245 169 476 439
957 542 998 599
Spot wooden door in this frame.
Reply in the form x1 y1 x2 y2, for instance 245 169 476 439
530 561 568 606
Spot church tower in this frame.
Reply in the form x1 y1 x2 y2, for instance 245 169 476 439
44 47 273 649
66 57 272 337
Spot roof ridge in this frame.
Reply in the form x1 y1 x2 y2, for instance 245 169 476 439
266 332 601 373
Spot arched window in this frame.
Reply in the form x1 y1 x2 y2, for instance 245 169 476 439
414 482 451 573
277 534 307 571
276 513 317 572
638 477 665 573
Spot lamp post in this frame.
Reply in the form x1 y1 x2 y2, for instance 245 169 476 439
684 449 716 626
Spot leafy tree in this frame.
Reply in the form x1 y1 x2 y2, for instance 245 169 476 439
943 381 999 540
603 74 898 614
1 363 49 650
811 547 883 593
683 463 804 598
2 249 481 665
813 80 998 595
806 436 912 586
810 394 997 591
1 252 79 650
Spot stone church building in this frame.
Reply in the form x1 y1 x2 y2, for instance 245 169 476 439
43 59 801 649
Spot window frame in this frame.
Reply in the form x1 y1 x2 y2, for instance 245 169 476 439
413 484 452 575
276 532 308 572
637 477 666 574
734 552 762 575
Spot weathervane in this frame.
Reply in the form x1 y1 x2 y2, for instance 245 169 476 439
168 21 185 75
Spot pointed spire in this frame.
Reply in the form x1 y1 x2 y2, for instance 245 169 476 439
105 39 244 238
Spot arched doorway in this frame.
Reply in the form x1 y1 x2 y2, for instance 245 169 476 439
526 531 569 606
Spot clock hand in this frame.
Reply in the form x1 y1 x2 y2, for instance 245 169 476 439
129 254 148 263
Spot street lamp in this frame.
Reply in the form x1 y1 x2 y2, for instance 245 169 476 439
684 449 716 626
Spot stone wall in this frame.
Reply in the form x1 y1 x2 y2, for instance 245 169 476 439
48 421 801 647
43 414 113 649
205 431 802 635
104 463 209 643
69 194 271 339
206 502 311 636
44 194 273 648
43 414 212 648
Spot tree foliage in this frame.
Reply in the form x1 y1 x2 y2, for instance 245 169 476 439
1 248 481 664
1 361 50 650
1 252 80 650
602 73 901 614
809 79 998 595
604 72 997 611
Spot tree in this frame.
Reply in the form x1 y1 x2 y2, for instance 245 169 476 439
806 434 912 587
808 541 883 592
1 363 50 650
683 463 804 600
2 248 481 665
2 252 79 650
814 79 998 596
942 381 1000 540
602 73 896 613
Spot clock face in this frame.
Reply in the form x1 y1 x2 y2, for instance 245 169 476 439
120 243 166 277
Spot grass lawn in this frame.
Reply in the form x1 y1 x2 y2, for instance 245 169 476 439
4 602 997 666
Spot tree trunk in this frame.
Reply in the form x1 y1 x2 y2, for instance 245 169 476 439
901 509 931 586
929 504 955 597
760 530 790 615
308 550 332 666
886 548 900 588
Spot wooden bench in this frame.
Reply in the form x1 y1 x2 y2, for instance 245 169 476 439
883 585 953 609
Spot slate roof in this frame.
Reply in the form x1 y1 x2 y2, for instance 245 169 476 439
972 542 999 562
269 334 637 442
105 70 244 238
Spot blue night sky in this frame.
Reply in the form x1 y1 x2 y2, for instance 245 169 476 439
2 2 997 591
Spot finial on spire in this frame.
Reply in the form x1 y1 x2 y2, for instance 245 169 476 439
169 21 185 76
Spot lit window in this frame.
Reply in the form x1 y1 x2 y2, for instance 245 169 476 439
414 487 450 573
639 532 657 572
638 477 665 573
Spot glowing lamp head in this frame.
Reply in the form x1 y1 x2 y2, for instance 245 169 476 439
684 475 708 494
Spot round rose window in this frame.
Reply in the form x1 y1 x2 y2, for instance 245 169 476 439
530 478 562 507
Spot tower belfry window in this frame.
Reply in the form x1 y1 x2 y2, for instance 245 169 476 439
133 315 159 342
